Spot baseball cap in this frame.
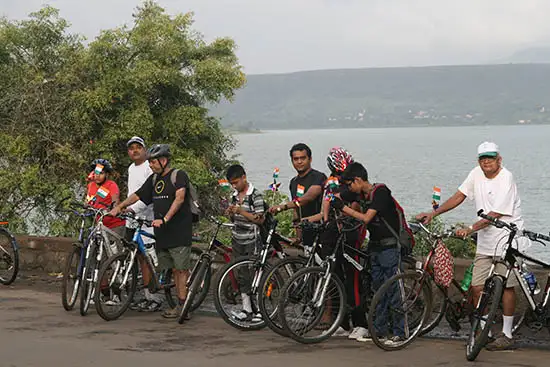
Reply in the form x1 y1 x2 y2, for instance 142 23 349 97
477 141 499 158
127 136 145 147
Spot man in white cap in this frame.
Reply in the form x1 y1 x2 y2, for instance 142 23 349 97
417 141 524 351
126 136 164 312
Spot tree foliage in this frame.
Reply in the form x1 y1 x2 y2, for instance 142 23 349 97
0 2 245 234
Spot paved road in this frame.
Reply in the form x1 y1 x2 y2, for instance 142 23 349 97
1 287 549 367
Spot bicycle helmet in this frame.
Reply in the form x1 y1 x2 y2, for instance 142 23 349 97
147 144 171 160
90 158 113 173
326 147 354 174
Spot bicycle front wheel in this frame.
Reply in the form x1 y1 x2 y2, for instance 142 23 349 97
94 252 138 321
61 245 82 311
278 267 346 344
179 258 210 324
79 243 99 316
0 229 19 285
466 276 504 361
258 256 308 337
368 271 432 351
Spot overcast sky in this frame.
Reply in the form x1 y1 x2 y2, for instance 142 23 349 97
2 0 549 74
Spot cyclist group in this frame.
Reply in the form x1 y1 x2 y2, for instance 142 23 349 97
85 135 526 352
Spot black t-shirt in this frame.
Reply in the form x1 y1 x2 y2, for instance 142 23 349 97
289 169 327 219
366 185 400 243
136 169 193 249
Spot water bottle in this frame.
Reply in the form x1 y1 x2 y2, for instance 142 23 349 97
158 270 166 285
460 263 474 292
145 243 159 267
522 263 541 295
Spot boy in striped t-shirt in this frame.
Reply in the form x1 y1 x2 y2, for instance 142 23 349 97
226 164 266 322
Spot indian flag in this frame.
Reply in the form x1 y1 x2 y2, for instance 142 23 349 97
432 186 441 201
273 167 280 179
96 186 110 199
326 176 339 190
94 164 104 175
218 179 231 191
296 184 305 197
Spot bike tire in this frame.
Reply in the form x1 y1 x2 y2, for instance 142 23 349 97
61 245 82 311
0 229 19 286
178 259 209 324
79 243 99 316
278 266 347 344
466 276 504 362
258 256 308 337
419 279 448 336
368 271 432 351
213 256 267 331
94 252 138 321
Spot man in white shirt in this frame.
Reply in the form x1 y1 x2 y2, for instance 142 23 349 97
126 136 164 312
417 142 522 351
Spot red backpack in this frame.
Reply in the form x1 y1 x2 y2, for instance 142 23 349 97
367 184 416 255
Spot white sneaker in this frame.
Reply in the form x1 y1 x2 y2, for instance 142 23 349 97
348 326 369 340
333 326 350 337
105 295 121 306
251 313 263 322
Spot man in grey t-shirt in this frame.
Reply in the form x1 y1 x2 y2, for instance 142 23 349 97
226 164 265 322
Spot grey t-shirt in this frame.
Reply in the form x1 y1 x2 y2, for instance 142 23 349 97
231 184 265 245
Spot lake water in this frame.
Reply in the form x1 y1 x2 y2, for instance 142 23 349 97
234 125 550 260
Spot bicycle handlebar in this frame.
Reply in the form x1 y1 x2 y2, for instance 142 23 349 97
477 209 550 245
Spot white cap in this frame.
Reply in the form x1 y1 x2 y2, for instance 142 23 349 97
127 136 145 147
477 141 499 157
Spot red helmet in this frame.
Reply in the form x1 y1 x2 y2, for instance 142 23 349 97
327 147 354 174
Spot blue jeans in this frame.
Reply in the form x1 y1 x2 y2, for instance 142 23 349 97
371 247 404 337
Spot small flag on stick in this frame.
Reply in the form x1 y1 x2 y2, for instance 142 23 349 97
432 186 441 210
218 179 231 192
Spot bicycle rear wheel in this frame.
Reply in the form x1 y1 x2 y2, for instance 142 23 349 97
94 252 138 321
258 256 307 337
0 229 19 285
278 267 346 344
466 276 504 361
368 271 432 351
61 245 82 311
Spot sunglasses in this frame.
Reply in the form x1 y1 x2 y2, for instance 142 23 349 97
478 155 497 161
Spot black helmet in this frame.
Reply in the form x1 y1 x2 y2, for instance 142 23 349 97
147 144 171 160
90 158 113 173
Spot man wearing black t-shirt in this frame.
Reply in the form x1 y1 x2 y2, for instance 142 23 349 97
269 143 326 246
330 162 404 347
110 144 193 320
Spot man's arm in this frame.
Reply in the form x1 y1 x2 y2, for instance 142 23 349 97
233 208 265 225
341 206 378 225
456 211 505 237
269 185 323 213
110 193 141 216
163 188 186 223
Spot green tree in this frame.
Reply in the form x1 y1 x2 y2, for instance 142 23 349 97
0 2 245 234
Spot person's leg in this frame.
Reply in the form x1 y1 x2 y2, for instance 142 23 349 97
371 250 389 336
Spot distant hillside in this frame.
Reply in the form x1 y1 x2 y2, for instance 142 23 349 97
211 64 550 130
506 47 550 64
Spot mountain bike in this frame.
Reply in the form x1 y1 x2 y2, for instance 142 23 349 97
0 221 19 285
410 222 526 338
278 216 416 344
212 218 293 330
466 210 550 361
58 200 95 311
94 213 183 321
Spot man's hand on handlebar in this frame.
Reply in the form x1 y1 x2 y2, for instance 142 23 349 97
455 227 474 239
415 212 435 225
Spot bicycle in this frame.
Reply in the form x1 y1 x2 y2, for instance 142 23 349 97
58 200 96 311
0 221 19 285
257 220 322 337
212 218 293 330
409 222 526 338
466 210 550 361
278 216 416 344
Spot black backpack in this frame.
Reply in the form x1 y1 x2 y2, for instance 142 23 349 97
152 169 202 223
232 188 274 244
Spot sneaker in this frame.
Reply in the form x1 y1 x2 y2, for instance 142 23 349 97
231 309 252 322
348 326 369 340
130 299 149 311
105 295 121 306
162 304 183 319
383 335 405 347
140 300 162 312
486 333 515 351
251 313 263 323
333 327 351 337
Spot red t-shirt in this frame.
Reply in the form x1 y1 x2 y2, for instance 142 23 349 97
87 180 125 228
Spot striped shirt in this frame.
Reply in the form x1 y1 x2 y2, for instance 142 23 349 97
231 184 265 245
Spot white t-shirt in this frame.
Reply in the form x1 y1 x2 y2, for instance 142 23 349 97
458 166 527 256
127 161 154 243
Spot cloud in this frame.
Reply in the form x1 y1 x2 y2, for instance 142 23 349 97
2 0 550 73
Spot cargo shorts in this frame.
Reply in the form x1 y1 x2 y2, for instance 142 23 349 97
472 254 518 288
157 246 192 271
